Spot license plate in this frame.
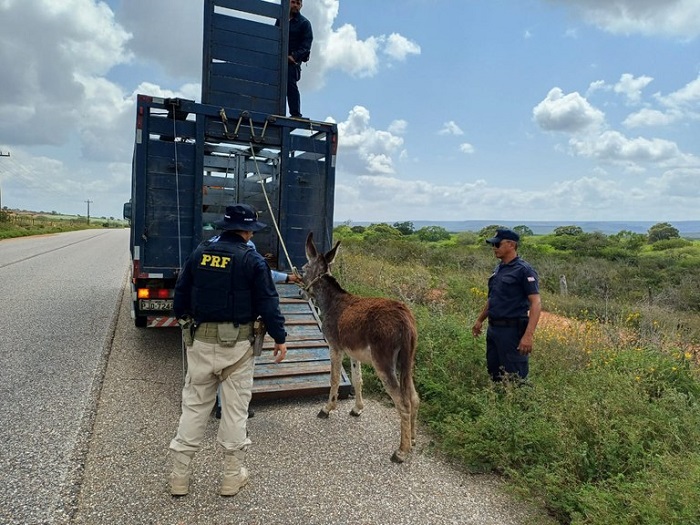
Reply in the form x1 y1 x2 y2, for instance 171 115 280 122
139 299 173 311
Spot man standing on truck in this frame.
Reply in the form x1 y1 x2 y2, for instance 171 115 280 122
168 203 288 497
287 0 313 118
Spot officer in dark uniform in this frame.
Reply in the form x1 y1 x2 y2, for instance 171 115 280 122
286 0 313 118
168 203 287 497
472 228 541 381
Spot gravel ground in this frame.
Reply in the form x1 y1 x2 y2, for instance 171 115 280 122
71 286 555 525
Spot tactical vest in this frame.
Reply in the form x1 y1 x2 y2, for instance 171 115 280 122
190 238 254 323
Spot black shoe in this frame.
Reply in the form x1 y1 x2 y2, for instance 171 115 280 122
248 408 255 418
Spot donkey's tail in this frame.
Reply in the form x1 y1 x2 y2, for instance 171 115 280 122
397 308 418 393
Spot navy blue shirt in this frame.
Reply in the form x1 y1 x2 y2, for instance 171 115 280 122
487 257 539 319
289 12 312 63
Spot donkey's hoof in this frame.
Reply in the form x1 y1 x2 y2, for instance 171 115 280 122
349 408 363 417
390 451 406 464
317 409 330 419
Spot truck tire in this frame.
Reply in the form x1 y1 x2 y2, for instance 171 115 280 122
134 316 148 328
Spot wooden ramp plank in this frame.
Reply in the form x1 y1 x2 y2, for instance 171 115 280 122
252 283 351 399
255 346 332 364
255 361 331 378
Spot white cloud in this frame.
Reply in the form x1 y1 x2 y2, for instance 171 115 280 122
647 168 700 198
621 75 700 128
332 171 695 223
439 121 464 136
568 130 691 166
460 143 475 154
388 120 408 135
657 75 700 109
337 106 405 175
383 33 421 61
533 88 605 133
333 174 489 221
0 0 132 146
623 108 681 128
535 77 700 179
548 0 700 39
0 148 131 216
586 79 607 96
301 0 420 88
547 176 620 209
613 73 653 105
115 0 201 80
322 24 381 78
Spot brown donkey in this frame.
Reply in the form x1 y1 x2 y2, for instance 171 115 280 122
302 232 420 463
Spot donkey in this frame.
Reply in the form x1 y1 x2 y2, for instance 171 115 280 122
302 232 420 463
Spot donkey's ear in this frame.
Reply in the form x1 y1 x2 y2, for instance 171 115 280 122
305 232 318 260
326 240 341 265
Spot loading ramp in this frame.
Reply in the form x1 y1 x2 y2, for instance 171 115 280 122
252 283 352 400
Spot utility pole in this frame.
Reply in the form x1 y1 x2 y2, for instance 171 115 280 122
85 199 93 225
0 151 9 211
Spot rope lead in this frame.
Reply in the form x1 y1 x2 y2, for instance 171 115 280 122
249 142 298 279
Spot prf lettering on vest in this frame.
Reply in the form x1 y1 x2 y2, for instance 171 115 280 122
199 254 232 269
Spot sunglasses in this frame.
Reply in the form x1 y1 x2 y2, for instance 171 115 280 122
492 240 512 248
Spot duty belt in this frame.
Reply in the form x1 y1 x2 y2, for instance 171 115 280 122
194 322 253 343
488 318 527 327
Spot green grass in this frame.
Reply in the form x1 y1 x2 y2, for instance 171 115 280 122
0 213 127 240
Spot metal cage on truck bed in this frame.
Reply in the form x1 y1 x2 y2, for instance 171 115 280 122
129 95 337 282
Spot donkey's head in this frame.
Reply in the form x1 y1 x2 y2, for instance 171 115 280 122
302 232 340 292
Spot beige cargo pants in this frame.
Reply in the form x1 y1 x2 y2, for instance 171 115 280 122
170 323 254 454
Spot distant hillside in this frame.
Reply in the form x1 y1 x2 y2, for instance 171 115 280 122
336 220 700 239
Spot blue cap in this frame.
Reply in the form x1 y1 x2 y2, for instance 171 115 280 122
486 228 520 244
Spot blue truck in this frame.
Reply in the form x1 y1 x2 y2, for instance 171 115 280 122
125 0 337 329
124 0 350 398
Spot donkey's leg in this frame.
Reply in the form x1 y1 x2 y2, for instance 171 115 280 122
375 369 412 463
407 376 420 446
318 348 342 418
349 358 364 417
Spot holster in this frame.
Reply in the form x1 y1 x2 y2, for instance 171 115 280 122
179 318 194 347
253 318 266 357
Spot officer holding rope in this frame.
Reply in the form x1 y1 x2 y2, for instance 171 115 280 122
168 203 287 497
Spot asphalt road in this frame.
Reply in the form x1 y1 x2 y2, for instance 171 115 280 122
0 228 554 525
0 229 130 525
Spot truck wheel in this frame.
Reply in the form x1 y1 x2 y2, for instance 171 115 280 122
135 316 148 328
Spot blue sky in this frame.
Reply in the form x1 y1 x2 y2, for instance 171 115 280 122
1 0 699 224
